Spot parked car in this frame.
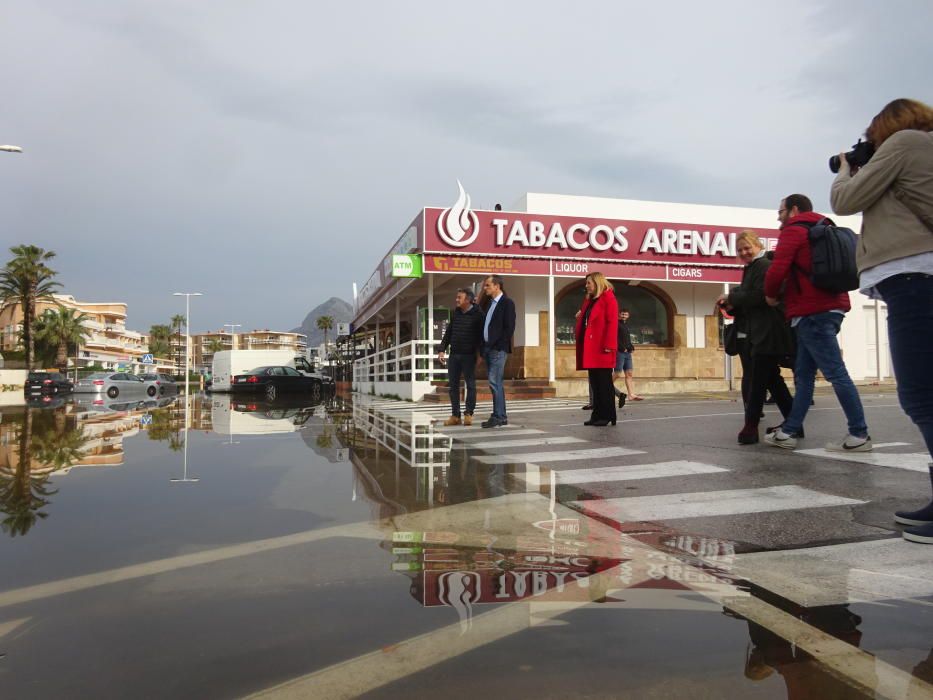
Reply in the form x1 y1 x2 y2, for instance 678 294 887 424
140 373 178 394
229 365 324 401
75 372 159 398
23 371 73 395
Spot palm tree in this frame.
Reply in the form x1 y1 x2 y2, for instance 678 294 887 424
148 324 172 359
0 408 58 537
171 314 186 370
316 316 334 358
0 245 61 369
207 337 225 354
33 306 92 369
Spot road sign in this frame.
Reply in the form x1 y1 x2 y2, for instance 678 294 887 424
141 354 154 364
140 414 153 426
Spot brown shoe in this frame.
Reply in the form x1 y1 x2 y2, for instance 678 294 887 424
463 415 473 426
443 416 462 426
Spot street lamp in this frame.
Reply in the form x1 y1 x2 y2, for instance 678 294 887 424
0 145 23 153
173 292 202 396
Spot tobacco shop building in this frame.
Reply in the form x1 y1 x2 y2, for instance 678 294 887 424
350 186 887 400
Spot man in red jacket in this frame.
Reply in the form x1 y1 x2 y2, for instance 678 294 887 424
762 194 872 452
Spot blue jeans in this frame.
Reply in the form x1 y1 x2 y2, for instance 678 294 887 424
878 273 933 459
783 312 868 438
484 348 507 420
446 353 476 417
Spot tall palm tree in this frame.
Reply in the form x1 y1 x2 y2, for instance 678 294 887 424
0 245 60 369
171 313 187 371
148 324 172 359
33 306 92 369
316 315 334 358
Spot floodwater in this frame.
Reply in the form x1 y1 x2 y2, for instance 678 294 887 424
0 393 929 699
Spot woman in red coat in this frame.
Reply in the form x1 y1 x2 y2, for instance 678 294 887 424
575 272 619 426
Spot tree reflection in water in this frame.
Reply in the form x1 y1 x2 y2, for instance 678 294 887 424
146 407 185 452
0 406 89 537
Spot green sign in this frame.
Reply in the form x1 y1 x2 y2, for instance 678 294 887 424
391 254 423 278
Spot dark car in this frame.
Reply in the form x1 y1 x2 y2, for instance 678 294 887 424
24 371 73 395
230 365 323 401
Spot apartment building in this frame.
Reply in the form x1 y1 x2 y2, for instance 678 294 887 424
0 294 159 371
192 330 307 371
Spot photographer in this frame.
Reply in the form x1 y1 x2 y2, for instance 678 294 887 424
830 97 933 545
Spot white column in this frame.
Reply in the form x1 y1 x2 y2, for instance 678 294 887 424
427 274 434 341
548 272 556 383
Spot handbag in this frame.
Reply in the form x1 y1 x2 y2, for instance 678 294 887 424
723 323 740 356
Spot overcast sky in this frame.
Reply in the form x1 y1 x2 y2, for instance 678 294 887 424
2 1 931 334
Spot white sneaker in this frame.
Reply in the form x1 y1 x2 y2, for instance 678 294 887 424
826 434 873 452
764 428 797 450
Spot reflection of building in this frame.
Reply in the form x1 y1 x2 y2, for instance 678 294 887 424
192 330 307 371
0 294 153 371
351 189 890 399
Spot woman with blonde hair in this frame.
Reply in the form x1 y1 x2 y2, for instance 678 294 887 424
719 231 794 444
831 97 933 545
575 271 619 426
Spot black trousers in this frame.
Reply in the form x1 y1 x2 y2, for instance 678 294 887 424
738 338 752 408
588 368 616 423
745 353 793 425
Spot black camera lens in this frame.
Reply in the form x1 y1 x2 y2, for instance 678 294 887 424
829 155 842 173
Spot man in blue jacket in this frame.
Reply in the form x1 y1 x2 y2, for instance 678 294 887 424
480 275 516 428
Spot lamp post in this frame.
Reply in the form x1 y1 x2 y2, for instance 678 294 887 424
0 145 23 153
173 292 202 397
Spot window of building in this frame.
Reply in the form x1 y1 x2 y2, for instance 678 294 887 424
555 281 671 346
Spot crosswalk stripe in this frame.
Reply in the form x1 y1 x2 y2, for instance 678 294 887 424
572 485 865 522
451 429 546 438
473 446 644 464
796 444 930 472
463 436 586 450
516 461 729 485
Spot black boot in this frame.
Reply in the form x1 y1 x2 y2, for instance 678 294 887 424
895 463 933 527
618 392 627 408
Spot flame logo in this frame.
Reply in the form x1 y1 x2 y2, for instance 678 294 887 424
437 571 482 633
437 180 480 248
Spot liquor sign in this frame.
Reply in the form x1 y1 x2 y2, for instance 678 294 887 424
424 183 779 269
391 254 423 278
423 255 550 276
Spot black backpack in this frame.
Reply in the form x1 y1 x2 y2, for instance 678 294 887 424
796 217 859 293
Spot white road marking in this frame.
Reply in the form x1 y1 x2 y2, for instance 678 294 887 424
516 461 729 485
0 522 380 609
449 429 546 438
732 538 933 606
572 485 865 522
465 436 586 450
472 446 644 464
796 444 930 472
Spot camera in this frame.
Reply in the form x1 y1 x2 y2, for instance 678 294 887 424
829 138 875 173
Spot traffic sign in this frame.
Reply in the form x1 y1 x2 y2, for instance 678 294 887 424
140 414 153 426
141 354 154 364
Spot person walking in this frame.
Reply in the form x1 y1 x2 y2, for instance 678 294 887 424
575 272 619 426
480 275 516 429
829 97 933 544
763 194 872 452
613 308 643 406
437 288 484 426
719 231 795 445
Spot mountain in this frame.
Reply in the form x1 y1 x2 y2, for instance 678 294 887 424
294 297 354 347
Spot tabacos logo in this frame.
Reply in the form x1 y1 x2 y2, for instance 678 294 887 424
437 181 480 248
437 571 482 633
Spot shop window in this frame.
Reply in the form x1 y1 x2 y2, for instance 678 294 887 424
555 281 671 346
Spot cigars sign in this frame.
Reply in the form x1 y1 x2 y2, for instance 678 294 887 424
426 182 778 268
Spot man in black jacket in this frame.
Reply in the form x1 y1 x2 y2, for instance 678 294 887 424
480 275 516 428
437 288 484 426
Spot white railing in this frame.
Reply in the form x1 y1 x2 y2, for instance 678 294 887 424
352 340 446 401
352 400 451 469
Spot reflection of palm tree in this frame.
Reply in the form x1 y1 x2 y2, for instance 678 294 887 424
316 431 333 449
147 407 184 449
31 425 89 471
0 408 58 537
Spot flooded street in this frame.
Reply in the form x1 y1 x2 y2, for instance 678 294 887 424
1 393 930 699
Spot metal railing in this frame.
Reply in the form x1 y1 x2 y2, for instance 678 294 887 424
352 340 445 395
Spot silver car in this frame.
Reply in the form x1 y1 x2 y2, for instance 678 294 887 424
75 372 159 398
140 373 178 394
